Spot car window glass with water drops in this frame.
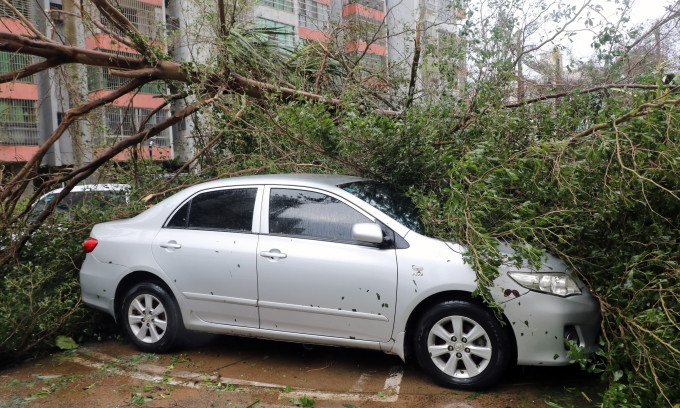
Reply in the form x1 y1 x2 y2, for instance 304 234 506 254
340 181 425 235
269 188 370 242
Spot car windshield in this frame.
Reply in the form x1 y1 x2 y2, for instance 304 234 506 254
340 181 425 235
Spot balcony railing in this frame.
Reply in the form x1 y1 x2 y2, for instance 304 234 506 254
96 106 170 147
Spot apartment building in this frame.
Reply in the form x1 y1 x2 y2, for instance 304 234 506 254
0 0 461 170
0 0 172 172
0 0 40 167
168 0 461 161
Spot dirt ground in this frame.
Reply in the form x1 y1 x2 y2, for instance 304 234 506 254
0 337 603 408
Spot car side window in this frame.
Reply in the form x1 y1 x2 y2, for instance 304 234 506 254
269 188 371 242
166 188 257 231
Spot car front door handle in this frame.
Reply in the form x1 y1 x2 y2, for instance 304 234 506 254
260 250 287 259
160 241 182 249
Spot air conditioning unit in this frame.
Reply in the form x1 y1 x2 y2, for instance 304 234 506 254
49 9 64 22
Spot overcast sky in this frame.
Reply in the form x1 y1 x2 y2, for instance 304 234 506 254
566 0 675 59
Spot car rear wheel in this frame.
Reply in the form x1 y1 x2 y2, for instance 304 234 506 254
414 300 511 390
122 282 181 352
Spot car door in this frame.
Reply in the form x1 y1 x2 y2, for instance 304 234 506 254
152 186 262 327
256 186 398 342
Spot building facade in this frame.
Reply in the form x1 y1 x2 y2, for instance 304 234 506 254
1 0 462 169
0 0 172 172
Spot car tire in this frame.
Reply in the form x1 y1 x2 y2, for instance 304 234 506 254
121 282 182 353
414 300 511 390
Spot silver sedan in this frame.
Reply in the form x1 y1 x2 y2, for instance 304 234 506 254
79 174 600 390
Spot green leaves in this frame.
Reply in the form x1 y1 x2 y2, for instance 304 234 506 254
55 336 78 350
403 89 680 406
289 394 315 407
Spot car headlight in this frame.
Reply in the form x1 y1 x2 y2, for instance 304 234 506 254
507 272 582 297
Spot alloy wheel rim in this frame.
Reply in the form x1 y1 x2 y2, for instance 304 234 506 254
128 293 168 344
427 315 492 378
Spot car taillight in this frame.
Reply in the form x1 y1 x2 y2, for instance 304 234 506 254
83 237 98 253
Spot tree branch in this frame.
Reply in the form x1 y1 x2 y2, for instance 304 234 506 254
0 0 51 42
503 83 671 108
569 96 680 142
229 72 400 115
217 0 228 38
0 90 216 265
57 91 224 185
615 6 680 66
406 8 425 109
0 57 60 82
512 0 591 68
0 78 151 206
76 5 136 49
88 0 153 56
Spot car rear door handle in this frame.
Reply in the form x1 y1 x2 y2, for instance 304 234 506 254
260 250 287 259
160 242 182 249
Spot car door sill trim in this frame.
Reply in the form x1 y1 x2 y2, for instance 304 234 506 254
258 301 389 321
183 292 258 307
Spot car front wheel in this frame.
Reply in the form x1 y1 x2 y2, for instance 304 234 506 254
121 282 181 353
414 300 511 390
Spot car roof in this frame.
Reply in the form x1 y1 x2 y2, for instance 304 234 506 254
192 174 369 190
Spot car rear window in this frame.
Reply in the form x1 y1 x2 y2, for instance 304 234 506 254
166 188 257 232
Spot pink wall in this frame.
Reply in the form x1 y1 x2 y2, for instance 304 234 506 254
0 145 39 162
97 146 172 161
344 41 387 56
342 4 385 20
86 34 138 54
1 145 172 163
0 82 38 99
298 27 329 42
0 18 33 35
88 90 167 109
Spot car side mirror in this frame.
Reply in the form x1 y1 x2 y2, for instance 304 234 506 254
351 223 383 244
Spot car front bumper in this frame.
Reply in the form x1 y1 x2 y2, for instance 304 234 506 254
502 289 600 366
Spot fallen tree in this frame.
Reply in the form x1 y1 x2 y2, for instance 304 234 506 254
1 0 679 405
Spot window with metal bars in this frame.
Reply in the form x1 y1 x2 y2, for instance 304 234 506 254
0 99 39 145
87 66 165 94
101 106 171 146
352 51 386 73
258 0 294 13
0 0 30 19
88 0 160 39
0 51 33 83
344 14 386 46
87 49 166 94
342 0 383 12
298 0 328 30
